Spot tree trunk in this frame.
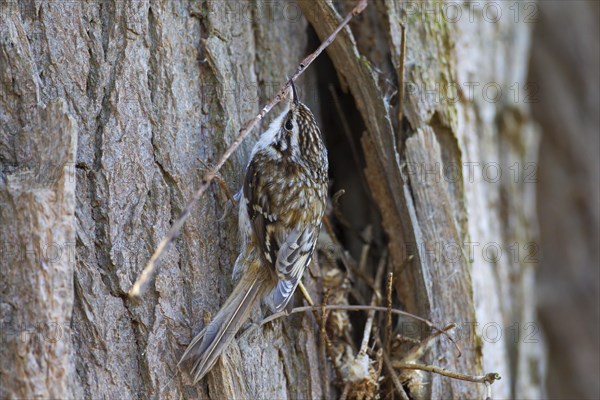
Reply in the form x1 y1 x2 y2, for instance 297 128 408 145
530 1 600 398
1 1 546 399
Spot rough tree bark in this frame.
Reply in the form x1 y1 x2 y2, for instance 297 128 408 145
1 1 545 399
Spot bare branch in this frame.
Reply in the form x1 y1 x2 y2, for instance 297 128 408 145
392 362 501 386
259 304 447 340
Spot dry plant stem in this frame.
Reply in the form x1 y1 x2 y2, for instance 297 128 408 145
396 334 421 346
197 160 237 206
357 311 373 356
359 251 387 356
385 272 394 400
332 188 346 207
259 304 460 361
385 272 393 353
380 346 410 400
298 279 345 384
298 279 334 384
331 188 353 231
298 281 314 306
401 323 458 363
324 330 345 383
374 348 384 386
392 362 501 386
338 383 350 400
260 305 445 335
215 174 236 205
320 291 330 400
320 296 328 342
128 0 370 299
331 188 350 231
358 242 370 273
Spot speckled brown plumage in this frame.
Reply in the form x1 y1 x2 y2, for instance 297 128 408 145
180 81 328 383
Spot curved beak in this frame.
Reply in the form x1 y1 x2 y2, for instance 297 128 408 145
290 79 300 106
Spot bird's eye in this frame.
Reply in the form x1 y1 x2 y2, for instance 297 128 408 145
285 119 293 131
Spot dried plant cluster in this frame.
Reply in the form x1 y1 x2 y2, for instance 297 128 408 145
303 207 499 400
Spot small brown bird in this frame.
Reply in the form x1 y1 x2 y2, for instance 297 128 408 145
179 80 328 383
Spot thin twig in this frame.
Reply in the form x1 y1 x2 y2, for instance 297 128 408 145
400 323 457 363
298 279 344 384
359 250 386 356
385 272 394 353
295 0 368 75
197 159 237 206
320 294 328 341
374 347 384 387
320 290 330 400
395 334 421 346
259 304 448 342
380 346 410 400
330 189 351 231
332 188 346 207
330 188 353 231
358 226 373 274
338 383 351 400
384 272 395 400
128 0 370 299
392 362 501 387
298 281 315 306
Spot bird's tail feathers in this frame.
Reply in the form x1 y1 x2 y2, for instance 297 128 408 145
178 273 267 383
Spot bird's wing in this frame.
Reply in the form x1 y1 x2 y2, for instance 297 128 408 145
243 155 278 266
270 225 318 311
